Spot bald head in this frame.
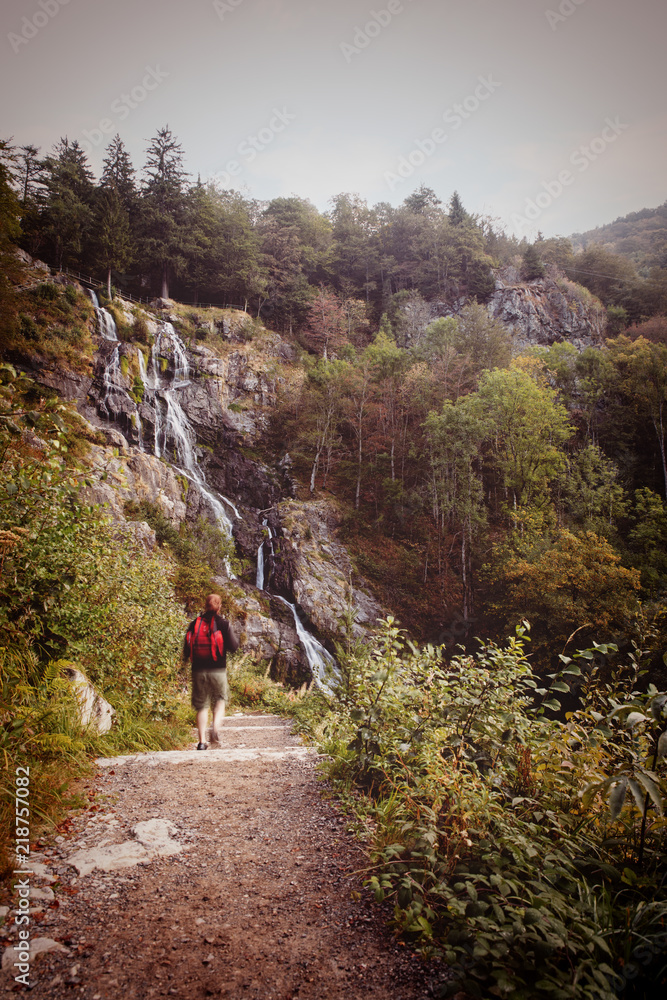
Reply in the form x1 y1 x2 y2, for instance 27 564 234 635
205 593 222 612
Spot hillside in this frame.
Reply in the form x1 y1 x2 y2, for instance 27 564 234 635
3 252 667 1000
570 200 667 273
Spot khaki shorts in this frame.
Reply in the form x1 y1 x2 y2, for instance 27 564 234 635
191 669 228 711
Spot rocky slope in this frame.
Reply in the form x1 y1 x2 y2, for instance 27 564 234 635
485 267 606 350
14 261 382 684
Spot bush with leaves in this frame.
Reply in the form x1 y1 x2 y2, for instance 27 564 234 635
0 366 190 878
309 618 667 999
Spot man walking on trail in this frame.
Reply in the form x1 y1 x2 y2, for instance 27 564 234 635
184 593 239 750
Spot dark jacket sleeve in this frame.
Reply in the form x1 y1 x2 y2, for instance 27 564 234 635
183 618 196 661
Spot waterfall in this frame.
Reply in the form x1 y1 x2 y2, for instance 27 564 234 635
103 345 121 399
256 519 270 590
274 596 339 694
141 321 237 575
87 289 118 342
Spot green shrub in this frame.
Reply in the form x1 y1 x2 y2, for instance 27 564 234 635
36 282 59 302
303 618 667 999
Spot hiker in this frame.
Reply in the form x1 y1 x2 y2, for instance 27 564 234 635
184 593 239 750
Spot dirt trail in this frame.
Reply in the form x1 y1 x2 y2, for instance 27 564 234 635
3 715 436 998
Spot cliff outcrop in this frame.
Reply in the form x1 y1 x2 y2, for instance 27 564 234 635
486 269 606 349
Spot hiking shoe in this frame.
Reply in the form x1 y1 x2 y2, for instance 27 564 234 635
196 742 208 750
210 730 220 744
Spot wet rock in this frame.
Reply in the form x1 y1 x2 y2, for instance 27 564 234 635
273 499 385 642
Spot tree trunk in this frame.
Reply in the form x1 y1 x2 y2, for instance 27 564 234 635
462 530 468 621
107 267 112 301
310 447 321 494
653 403 667 499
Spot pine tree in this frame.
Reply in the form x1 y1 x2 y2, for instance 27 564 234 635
101 135 137 214
41 138 95 269
449 190 470 227
93 187 133 298
139 126 188 298
521 243 545 281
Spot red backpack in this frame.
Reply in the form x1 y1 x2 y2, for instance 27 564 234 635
186 615 224 663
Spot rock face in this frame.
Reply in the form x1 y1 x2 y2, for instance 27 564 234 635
23 290 386 683
271 500 385 642
486 271 606 350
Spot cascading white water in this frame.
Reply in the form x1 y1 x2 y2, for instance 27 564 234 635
274 596 339 693
256 519 269 590
103 345 121 397
87 289 118 341
143 321 237 575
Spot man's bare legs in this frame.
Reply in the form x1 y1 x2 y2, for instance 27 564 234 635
210 698 225 743
196 707 209 746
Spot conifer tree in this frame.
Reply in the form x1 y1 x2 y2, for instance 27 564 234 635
94 188 133 299
101 135 137 214
41 138 95 269
521 243 545 280
139 126 188 298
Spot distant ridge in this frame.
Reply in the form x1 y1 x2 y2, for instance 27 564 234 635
570 200 667 273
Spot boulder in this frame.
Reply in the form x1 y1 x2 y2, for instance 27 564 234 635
61 666 115 734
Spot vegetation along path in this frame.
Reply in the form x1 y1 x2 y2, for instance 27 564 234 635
3 715 434 999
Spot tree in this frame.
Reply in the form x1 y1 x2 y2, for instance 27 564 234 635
454 303 512 378
101 135 137 214
93 187 133 299
18 144 41 205
521 243 545 281
556 444 628 537
475 361 572 523
303 288 347 359
448 191 470 227
425 396 488 617
608 335 667 498
486 529 640 660
627 488 667 596
181 180 219 304
0 140 24 339
41 138 95 269
139 126 188 298
306 358 348 493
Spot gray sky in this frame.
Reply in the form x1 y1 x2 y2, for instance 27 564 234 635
1 0 665 238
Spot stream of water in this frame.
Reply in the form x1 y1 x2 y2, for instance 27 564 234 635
274 596 339 693
87 289 118 341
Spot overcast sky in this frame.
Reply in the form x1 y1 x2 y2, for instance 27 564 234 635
2 0 665 238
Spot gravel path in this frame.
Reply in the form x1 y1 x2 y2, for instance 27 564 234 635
2 714 437 998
